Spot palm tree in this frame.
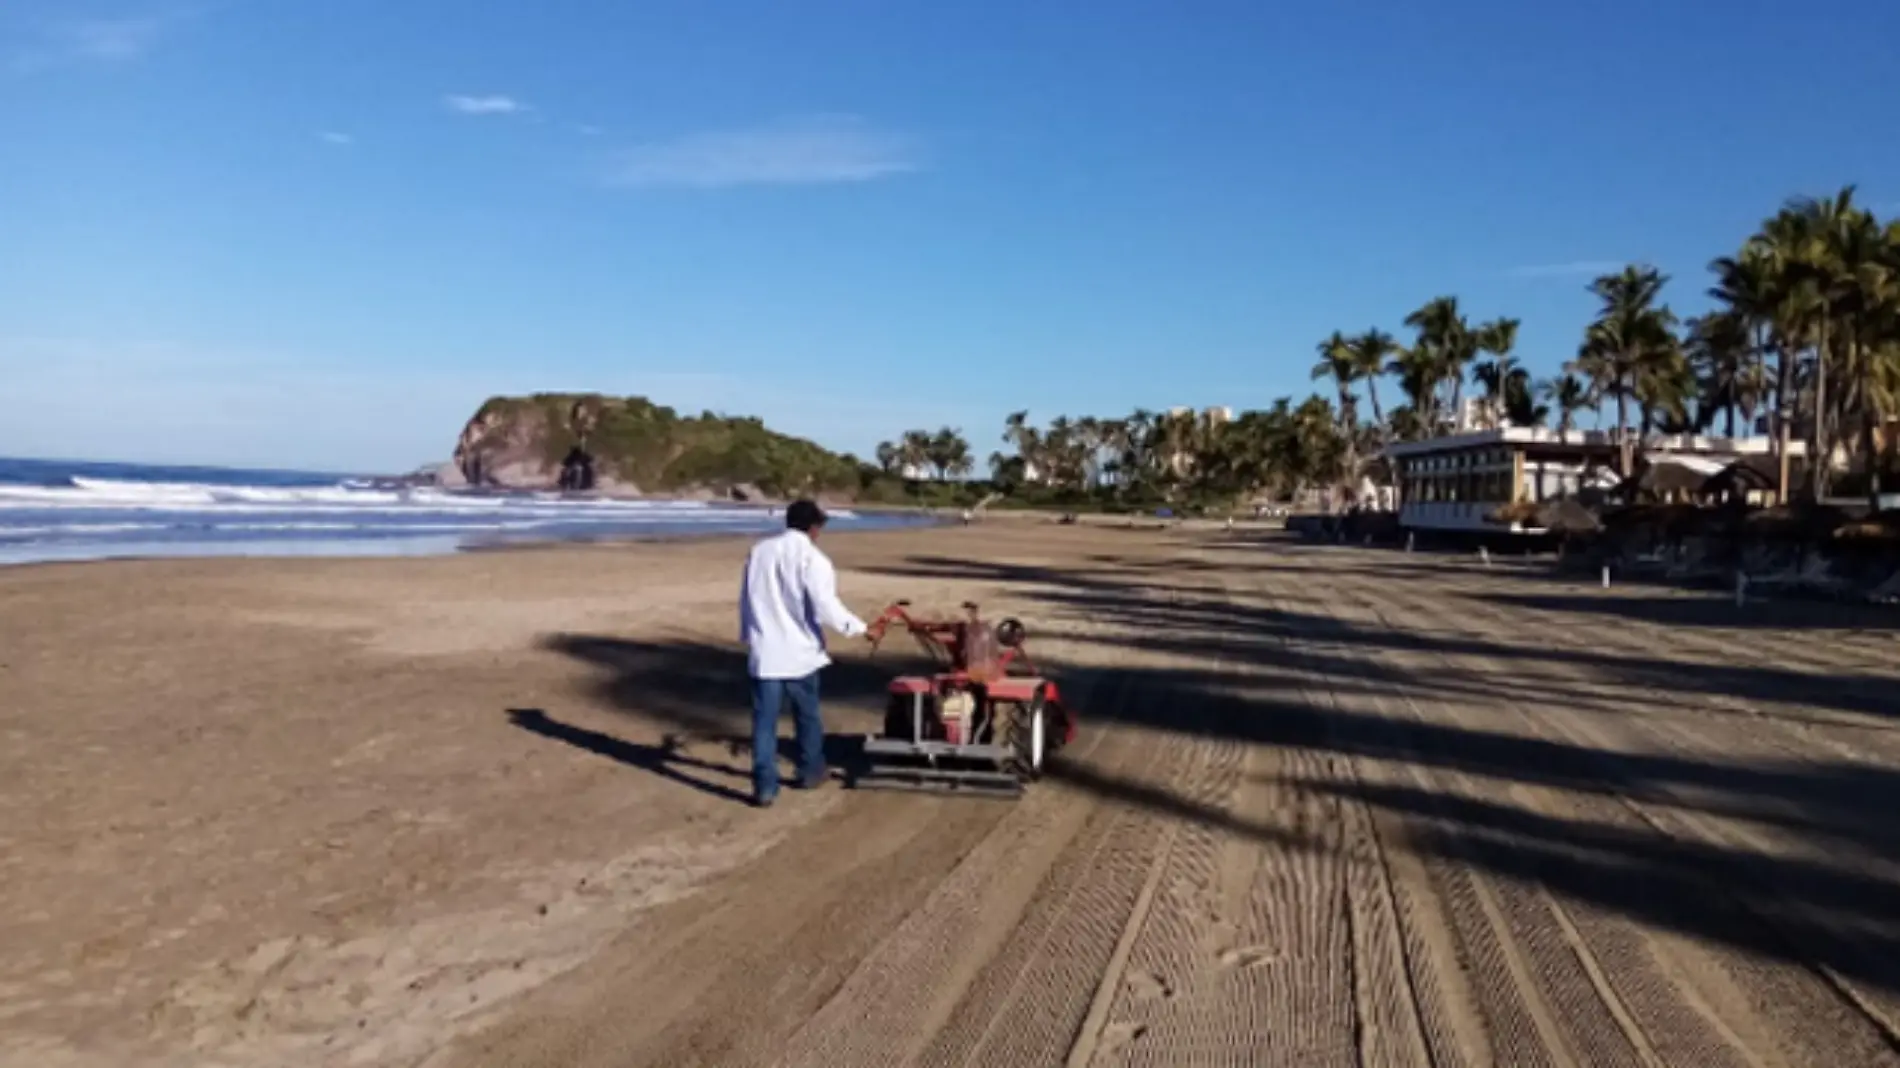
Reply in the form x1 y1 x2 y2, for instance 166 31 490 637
1635 338 1695 437
1716 194 1900 506
1120 408 1157 491
1152 409 1202 490
1832 207 1900 508
1733 210 1827 501
1685 312 1762 437
1709 245 1781 462
1473 352 1523 428
1738 190 1870 500
899 428 933 478
1541 373 1593 435
1045 415 1083 489
1292 394 1350 499
1311 331 1362 477
987 450 1018 485
1075 415 1106 487
1385 405 1429 443
1472 356 1511 402
1788 187 1865 499
1346 328 1399 431
1575 265 1678 476
1385 345 1442 439
926 427 972 479
1478 318 1522 427
1503 369 1547 428
1405 296 1478 428
874 441 900 474
1001 410 1045 484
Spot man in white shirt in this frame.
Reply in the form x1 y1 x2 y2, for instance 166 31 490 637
739 500 868 807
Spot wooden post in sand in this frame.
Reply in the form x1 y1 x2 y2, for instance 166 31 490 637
1601 564 1611 589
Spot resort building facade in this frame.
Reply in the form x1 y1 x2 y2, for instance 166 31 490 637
1384 428 1792 533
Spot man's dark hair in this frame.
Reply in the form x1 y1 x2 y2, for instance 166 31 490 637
785 499 827 532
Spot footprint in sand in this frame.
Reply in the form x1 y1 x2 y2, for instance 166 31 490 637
1216 944 1280 970
1125 969 1175 1001
1095 1020 1149 1060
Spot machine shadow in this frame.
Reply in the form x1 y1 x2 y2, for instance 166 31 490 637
528 632 937 798
507 707 755 805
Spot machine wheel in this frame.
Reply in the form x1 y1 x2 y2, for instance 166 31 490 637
998 690 1048 782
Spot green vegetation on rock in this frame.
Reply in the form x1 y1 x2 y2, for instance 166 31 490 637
456 393 886 498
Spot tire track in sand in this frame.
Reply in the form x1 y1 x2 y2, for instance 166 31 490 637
1354 574 1900 1068
1257 574 1487 1068
1428 571 1900 769
913 682 1200 1068
1422 589 1900 1062
1386 579 1900 1055
1071 567 1430 1068
445 766 1012 1068
1057 571 1305 1068
1285 573 1701 1068
899 580 1239 1068
771 665 1140 1068
785 577 1230 1068
1346 578 1777 1068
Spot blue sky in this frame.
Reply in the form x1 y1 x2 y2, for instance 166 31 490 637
4 0 1899 472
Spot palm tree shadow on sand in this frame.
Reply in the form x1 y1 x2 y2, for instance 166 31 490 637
850 551 1900 998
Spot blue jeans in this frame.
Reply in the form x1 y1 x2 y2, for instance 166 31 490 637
751 672 823 800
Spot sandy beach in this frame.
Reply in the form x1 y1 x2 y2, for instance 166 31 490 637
6 524 1900 1067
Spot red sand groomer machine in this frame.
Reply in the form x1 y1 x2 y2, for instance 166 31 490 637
851 600 1076 796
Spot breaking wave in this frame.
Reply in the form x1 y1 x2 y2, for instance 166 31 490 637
0 458 889 564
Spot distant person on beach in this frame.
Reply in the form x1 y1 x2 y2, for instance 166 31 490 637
738 499 868 808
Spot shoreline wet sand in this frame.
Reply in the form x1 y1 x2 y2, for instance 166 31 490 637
6 524 1900 1067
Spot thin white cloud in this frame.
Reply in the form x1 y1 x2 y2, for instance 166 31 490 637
574 123 603 136
1505 260 1631 279
444 94 529 116
8 11 194 74
64 16 167 60
320 131 354 146
605 114 918 189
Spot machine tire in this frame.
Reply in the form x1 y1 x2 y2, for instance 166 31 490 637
998 690 1048 782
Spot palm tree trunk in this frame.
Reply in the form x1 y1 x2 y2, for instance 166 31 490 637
1864 407 1884 513
1809 319 1831 502
1338 387 1357 490
1616 392 1631 477
1774 345 1793 504
1724 399 1736 439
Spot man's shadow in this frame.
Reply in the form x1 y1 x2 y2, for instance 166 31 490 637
507 708 865 804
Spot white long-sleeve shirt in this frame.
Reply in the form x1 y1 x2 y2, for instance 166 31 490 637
739 529 868 679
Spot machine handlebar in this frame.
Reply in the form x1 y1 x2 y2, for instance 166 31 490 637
863 601 1034 673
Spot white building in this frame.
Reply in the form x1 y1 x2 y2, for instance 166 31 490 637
1385 428 1800 533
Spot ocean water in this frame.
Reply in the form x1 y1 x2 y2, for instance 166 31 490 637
0 457 925 566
